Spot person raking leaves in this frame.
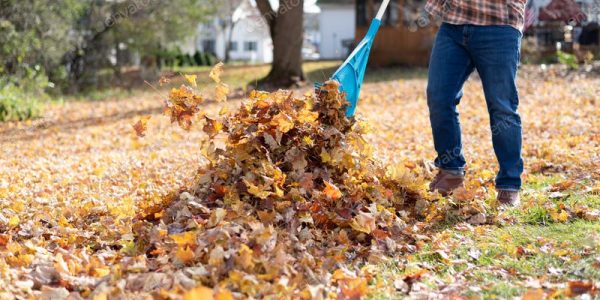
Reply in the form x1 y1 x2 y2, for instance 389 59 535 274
325 0 524 205
424 0 526 206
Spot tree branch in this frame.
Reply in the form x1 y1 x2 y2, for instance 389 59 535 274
255 0 276 28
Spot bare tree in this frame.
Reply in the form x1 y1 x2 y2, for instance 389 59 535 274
215 0 244 62
255 0 305 88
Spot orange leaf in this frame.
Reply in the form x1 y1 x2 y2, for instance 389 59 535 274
0 234 11 247
522 288 545 300
175 246 195 265
566 280 594 297
323 181 342 200
132 116 151 137
214 290 234 300
184 286 214 300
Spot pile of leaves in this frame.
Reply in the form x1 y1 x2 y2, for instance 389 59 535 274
129 71 426 298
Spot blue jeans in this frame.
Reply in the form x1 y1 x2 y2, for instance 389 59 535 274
427 23 524 191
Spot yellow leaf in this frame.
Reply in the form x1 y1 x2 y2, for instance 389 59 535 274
235 244 254 270
297 109 318 124
175 246 195 265
92 293 108 300
7 254 33 267
209 62 224 83
350 212 376 234
215 82 229 102
214 290 234 300
219 106 229 115
302 136 314 146
244 180 272 200
557 210 569 222
170 231 197 247
184 286 214 300
8 215 19 227
320 149 331 163
185 74 198 87
271 112 294 133
91 267 111 277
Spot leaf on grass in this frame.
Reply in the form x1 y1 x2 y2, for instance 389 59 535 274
565 280 594 297
522 288 545 300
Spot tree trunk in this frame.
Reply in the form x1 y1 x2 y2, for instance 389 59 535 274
224 20 237 63
256 0 305 89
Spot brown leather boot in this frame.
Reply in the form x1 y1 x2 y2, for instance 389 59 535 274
497 190 520 206
429 169 465 196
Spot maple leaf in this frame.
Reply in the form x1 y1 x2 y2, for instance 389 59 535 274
175 246 195 265
215 82 229 102
271 112 294 133
203 116 224 138
170 231 197 247
184 74 198 87
165 85 204 130
132 116 151 137
323 181 342 200
209 62 224 83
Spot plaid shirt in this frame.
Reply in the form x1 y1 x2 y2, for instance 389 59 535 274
425 0 528 30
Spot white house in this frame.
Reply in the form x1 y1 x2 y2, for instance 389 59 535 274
194 0 321 63
317 0 356 59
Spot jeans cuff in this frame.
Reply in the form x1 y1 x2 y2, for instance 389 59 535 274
496 186 520 192
434 161 464 172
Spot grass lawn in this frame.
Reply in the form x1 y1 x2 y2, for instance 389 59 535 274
370 179 600 299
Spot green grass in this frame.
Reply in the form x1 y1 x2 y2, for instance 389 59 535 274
369 174 600 299
57 61 429 102
369 221 599 298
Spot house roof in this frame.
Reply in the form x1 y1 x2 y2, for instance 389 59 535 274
318 0 354 4
250 0 321 13
538 0 587 23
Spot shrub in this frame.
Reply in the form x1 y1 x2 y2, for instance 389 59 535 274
557 50 579 70
0 84 42 122
0 66 49 122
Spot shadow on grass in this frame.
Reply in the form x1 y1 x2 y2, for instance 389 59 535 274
305 63 428 85
0 106 163 143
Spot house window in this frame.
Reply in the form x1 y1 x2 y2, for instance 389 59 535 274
229 41 238 51
244 41 258 52
202 39 216 54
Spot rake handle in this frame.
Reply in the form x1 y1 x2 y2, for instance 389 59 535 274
375 0 392 20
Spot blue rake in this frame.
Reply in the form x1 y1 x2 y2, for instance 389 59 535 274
331 0 391 117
